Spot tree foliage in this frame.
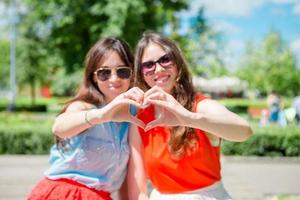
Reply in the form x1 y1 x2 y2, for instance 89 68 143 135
0 40 10 89
21 0 188 73
236 31 300 96
0 0 188 101
179 7 227 78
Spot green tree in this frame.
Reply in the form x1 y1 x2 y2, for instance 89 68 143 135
192 29 228 77
0 40 10 89
176 7 227 77
12 0 188 99
16 1 63 105
236 31 300 96
22 0 188 73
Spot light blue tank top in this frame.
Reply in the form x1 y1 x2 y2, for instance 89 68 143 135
45 107 135 193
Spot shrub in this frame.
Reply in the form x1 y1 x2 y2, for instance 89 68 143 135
222 125 300 156
0 112 54 154
0 112 299 156
0 125 53 154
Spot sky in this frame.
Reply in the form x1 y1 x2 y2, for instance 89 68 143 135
179 0 300 69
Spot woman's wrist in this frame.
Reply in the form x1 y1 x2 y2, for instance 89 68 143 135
85 108 106 126
85 110 94 126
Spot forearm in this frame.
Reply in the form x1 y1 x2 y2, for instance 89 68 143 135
52 109 106 138
136 193 149 200
128 125 149 200
118 178 129 200
184 111 252 142
128 158 149 200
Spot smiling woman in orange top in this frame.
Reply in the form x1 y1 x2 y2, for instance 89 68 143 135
127 32 252 200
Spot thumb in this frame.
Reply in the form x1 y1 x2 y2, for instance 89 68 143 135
144 118 164 132
128 115 146 129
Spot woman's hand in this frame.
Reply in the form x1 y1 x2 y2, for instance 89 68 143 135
143 86 190 131
100 87 145 128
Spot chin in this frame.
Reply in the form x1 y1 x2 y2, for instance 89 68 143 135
159 86 173 94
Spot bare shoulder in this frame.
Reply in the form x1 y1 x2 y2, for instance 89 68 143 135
65 101 96 112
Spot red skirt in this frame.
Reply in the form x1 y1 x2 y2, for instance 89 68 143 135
27 177 112 200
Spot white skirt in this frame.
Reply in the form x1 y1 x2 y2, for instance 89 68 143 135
150 181 232 200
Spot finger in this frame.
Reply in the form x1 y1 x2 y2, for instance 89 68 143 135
124 88 144 104
127 87 144 100
144 106 165 131
128 115 146 129
144 85 163 97
144 118 164 131
130 86 145 94
143 92 166 107
141 102 151 109
147 98 170 109
114 98 142 108
124 93 143 104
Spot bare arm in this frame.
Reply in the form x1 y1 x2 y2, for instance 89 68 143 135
127 125 149 200
144 86 252 142
52 101 100 138
118 176 129 200
52 87 145 138
185 99 252 142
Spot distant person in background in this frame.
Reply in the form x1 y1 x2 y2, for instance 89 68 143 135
267 90 281 122
27 37 144 200
259 109 269 127
267 90 282 123
293 92 300 125
267 90 287 127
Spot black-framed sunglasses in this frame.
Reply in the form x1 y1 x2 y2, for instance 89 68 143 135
94 67 132 81
141 54 173 76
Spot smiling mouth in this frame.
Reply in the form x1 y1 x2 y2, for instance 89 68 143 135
109 84 122 89
154 74 170 83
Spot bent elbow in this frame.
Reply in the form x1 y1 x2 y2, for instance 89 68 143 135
52 125 58 136
239 125 253 142
52 121 65 138
52 125 60 137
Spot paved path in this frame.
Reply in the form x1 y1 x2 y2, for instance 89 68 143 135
0 155 300 200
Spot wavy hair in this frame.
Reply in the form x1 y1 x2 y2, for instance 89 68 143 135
134 32 198 159
56 37 133 150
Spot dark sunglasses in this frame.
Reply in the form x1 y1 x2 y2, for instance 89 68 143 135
94 67 132 81
141 54 173 76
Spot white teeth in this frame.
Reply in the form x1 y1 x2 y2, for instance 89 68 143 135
155 75 169 83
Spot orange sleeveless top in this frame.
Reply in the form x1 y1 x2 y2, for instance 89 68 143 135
137 95 221 194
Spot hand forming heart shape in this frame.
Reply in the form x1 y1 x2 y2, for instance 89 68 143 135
106 86 189 131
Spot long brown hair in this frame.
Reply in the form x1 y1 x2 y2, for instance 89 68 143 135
56 37 133 149
134 32 197 159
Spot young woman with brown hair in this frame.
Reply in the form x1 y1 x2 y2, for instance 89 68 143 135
28 37 144 200
128 32 252 200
